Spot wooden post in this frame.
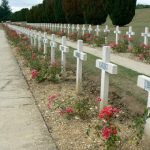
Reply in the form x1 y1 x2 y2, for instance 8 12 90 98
74 40 87 94
96 46 117 110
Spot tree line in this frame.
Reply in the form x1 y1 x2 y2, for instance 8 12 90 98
2 0 137 26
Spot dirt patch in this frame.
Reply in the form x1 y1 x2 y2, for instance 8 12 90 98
11 44 146 150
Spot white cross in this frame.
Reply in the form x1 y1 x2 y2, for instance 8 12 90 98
59 36 69 74
50 34 57 64
141 27 150 45
82 25 86 36
95 25 100 36
74 40 87 94
76 24 80 33
88 25 93 34
30 30 34 46
104 25 110 44
57 24 60 31
72 24 75 33
114 26 121 45
126 26 135 49
55 24 57 32
52 24 55 32
43 32 48 58
33 31 38 47
126 26 135 38
64 24 67 33
137 75 150 115
96 46 118 110
67 24 70 35
60 24 63 32
38 31 42 51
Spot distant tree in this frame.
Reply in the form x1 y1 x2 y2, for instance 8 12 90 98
11 8 29 22
0 0 11 21
82 0 108 25
107 0 137 26
136 4 150 9
62 0 84 24
54 0 66 23
43 0 55 23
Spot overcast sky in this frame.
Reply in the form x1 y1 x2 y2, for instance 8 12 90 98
0 0 150 12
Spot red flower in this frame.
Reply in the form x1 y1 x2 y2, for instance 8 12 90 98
113 128 118 135
102 127 112 140
96 97 102 102
109 42 118 49
31 69 38 79
66 107 73 114
48 95 57 102
98 106 119 120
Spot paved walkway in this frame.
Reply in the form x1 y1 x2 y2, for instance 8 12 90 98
0 30 57 150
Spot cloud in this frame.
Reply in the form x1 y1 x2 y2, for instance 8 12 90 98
0 0 43 12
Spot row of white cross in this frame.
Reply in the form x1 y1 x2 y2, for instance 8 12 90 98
7 24 150 117
26 23 150 46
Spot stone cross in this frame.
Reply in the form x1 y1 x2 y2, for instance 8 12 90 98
95 25 100 36
96 46 118 110
137 75 150 115
67 24 70 35
72 24 75 33
43 32 48 59
104 25 110 45
141 27 150 45
74 40 87 94
82 25 86 36
50 34 57 64
88 25 93 34
137 75 150 145
38 31 42 51
33 31 37 48
114 26 121 45
59 36 69 74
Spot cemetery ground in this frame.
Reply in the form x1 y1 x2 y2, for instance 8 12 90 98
3 24 150 150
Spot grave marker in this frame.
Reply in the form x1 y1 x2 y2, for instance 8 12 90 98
96 46 117 110
104 25 110 45
72 24 75 33
76 24 80 34
50 34 57 64
95 25 100 36
38 31 42 51
114 26 121 45
88 25 93 34
141 27 150 45
43 32 48 59
59 36 69 74
137 75 150 144
82 25 86 36
30 30 34 46
33 31 37 48
74 40 87 94
67 24 70 35
137 75 150 115
126 26 135 49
